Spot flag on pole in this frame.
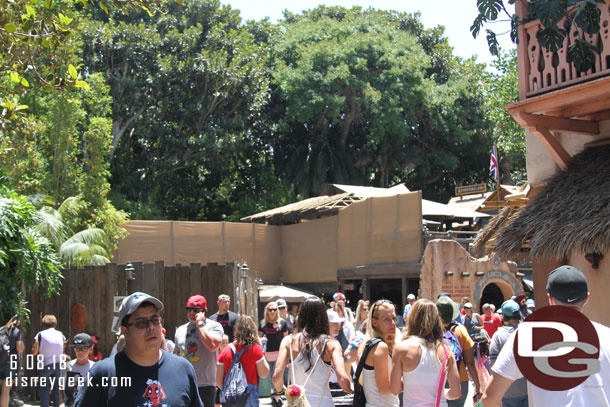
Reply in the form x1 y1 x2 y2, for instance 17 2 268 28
489 142 499 183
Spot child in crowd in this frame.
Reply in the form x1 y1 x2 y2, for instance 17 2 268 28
62 333 96 407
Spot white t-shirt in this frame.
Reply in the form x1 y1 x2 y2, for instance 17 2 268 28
492 321 610 407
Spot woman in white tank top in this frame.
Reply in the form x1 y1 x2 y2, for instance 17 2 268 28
359 299 399 407
272 297 352 407
390 300 461 407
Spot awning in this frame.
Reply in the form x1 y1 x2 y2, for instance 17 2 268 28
422 199 491 221
259 285 315 303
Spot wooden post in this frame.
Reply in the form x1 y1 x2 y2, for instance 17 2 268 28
516 0 530 99
401 277 407 310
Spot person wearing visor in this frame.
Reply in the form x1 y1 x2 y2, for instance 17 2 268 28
75 292 201 407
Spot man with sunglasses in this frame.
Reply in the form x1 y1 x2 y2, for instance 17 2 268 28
74 292 201 407
175 295 224 407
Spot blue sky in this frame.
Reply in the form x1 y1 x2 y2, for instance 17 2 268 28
221 0 515 67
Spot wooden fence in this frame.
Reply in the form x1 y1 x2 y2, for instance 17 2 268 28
24 261 259 359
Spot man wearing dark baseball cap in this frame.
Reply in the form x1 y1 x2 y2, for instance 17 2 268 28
483 265 610 406
75 292 202 407
174 295 224 407
436 296 482 406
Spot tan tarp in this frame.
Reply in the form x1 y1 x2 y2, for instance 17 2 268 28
114 191 422 284
114 221 281 282
259 285 315 302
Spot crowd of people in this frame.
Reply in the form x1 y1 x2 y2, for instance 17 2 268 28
0 265 608 407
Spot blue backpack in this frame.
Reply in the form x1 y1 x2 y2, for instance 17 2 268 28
220 343 252 407
443 322 463 370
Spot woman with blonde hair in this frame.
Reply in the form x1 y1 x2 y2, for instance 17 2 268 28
259 301 289 403
357 299 399 407
354 300 369 334
218 316 270 407
390 300 461 406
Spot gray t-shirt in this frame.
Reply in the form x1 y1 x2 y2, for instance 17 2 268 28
63 359 95 407
489 323 527 399
175 319 224 387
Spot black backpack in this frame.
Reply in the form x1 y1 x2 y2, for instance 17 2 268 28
352 337 382 407
0 327 10 365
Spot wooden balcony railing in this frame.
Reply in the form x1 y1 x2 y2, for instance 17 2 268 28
516 0 610 99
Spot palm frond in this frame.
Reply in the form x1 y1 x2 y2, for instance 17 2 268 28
58 197 84 219
59 241 110 267
62 228 108 247
35 208 66 248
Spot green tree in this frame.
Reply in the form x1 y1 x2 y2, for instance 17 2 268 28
3 73 129 253
37 197 111 267
0 0 168 121
0 184 62 322
484 49 526 184
472 0 604 72
82 0 282 220
269 7 494 201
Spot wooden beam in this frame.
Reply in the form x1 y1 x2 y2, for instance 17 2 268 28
515 112 598 135
505 76 610 116
578 109 610 121
532 126 571 170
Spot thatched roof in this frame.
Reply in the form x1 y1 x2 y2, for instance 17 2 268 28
241 193 363 225
471 206 524 257
494 145 610 260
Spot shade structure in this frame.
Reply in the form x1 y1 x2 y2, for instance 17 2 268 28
422 199 491 221
259 285 315 303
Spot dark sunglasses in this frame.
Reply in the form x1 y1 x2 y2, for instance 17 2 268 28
126 315 162 329
186 307 203 313
268 308 278 312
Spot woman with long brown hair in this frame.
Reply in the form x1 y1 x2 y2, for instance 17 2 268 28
272 297 351 407
217 316 269 407
390 300 461 406
359 299 399 407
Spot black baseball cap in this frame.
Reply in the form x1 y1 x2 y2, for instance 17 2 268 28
546 265 588 304
71 333 93 347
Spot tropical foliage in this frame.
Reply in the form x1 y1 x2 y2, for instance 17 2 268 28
0 183 62 322
472 0 605 72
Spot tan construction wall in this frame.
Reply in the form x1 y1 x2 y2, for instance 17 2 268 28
419 239 520 309
114 221 281 282
114 192 423 285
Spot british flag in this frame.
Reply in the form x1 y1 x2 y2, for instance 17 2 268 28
489 142 499 182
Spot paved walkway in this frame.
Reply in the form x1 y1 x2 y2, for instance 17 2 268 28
13 383 475 407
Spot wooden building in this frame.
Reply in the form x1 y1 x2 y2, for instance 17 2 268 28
485 0 610 325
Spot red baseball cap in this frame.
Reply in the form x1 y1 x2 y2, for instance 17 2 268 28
186 295 207 311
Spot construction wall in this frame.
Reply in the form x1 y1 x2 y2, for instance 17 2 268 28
114 221 281 282
280 191 422 284
114 192 423 284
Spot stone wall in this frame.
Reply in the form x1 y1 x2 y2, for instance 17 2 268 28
419 240 521 309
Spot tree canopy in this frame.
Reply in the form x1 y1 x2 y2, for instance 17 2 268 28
268 7 494 201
